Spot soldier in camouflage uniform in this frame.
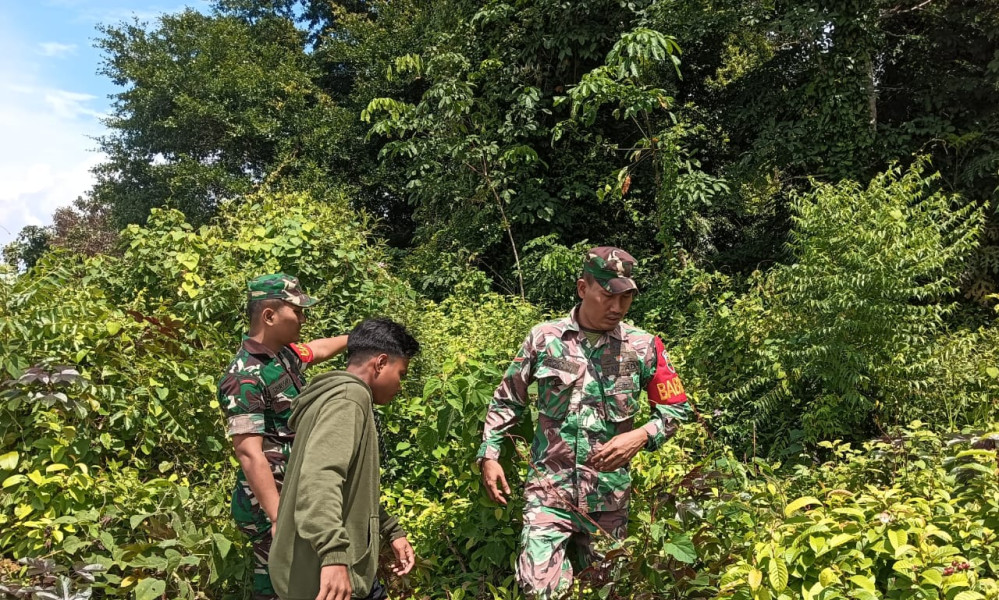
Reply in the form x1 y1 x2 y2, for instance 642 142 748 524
478 247 692 599
220 274 349 600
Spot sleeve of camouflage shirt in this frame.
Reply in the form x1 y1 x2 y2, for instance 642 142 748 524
639 336 694 451
220 372 267 436
476 330 536 461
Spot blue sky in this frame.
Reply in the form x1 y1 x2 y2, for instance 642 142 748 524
0 0 210 246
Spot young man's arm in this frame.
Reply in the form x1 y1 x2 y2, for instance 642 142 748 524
296 399 364 599
379 504 415 576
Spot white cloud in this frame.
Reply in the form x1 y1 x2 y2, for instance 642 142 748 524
0 54 106 246
44 88 104 120
38 42 77 57
0 1 212 246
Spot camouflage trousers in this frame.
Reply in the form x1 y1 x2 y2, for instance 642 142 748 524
517 504 628 600
232 483 277 600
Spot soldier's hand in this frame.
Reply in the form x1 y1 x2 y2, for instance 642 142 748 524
390 536 416 576
315 564 351 600
590 429 648 472
481 459 511 506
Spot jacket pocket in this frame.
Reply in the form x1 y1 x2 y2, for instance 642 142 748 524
535 368 582 420
602 373 641 422
348 516 381 596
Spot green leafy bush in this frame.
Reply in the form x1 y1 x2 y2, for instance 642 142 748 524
683 161 992 455
716 427 999 600
0 190 415 599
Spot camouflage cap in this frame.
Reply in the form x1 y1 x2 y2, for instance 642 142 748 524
582 246 638 294
246 273 319 307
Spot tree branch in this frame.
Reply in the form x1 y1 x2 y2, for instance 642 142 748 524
463 159 527 300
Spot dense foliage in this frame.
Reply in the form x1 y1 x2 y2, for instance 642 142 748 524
2 174 998 598
2 0 998 598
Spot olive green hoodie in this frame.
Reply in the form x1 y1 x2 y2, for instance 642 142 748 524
269 371 405 600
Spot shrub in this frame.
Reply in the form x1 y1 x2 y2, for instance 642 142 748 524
0 190 415 599
686 161 991 455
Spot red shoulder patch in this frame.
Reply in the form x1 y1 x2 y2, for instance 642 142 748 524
289 342 315 363
646 336 687 405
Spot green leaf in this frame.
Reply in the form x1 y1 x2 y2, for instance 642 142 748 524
748 568 762 590
0 451 18 470
662 534 697 563
62 535 86 554
888 529 907 552
129 513 153 529
213 533 232 559
177 253 198 270
849 575 875 592
808 536 825 554
954 592 985 600
921 569 943 587
831 507 866 520
827 533 856 548
987 367 999 379
134 577 165 600
769 557 788 592
106 321 121 336
893 560 916 577
785 496 822 516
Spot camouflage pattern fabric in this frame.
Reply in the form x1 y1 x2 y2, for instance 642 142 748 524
581 247 638 294
478 307 692 598
478 307 693 512
517 504 627 600
219 336 314 599
232 485 278 600
247 273 319 307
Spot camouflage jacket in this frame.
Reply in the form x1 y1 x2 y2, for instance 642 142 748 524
477 308 692 513
219 337 315 487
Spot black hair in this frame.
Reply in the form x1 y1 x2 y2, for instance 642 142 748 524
246 298 285 327
346 318 420 366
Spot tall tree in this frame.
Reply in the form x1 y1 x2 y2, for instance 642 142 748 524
646 0 999 280
363 0 700 295
94 10 353 226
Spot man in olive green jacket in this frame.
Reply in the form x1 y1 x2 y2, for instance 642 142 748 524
269 318 419 600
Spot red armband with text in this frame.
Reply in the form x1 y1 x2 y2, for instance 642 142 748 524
646 336 687 405
289 342 315 363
